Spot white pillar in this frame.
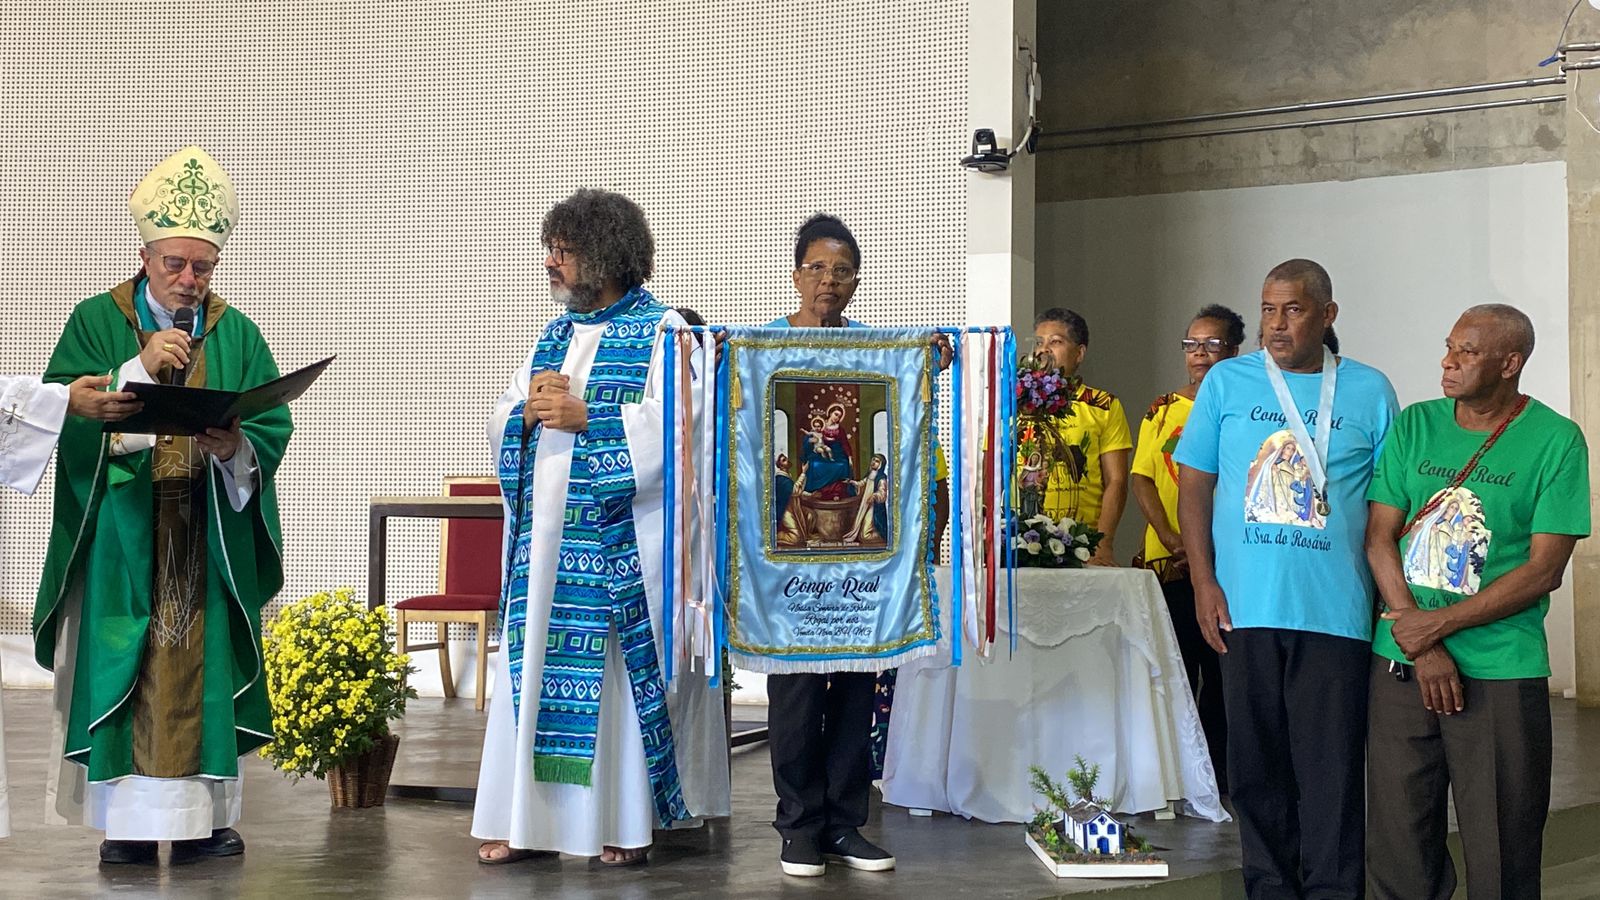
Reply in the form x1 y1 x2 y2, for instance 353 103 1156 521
966 0 1038 336
1566 65 1600 706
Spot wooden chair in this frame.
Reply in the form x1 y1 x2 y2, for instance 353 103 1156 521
394 477 502 711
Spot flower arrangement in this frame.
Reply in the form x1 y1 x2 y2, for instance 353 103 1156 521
1012 513 1103 568
260 587 416 781
1016 356 1079 522
1015 353 1076 419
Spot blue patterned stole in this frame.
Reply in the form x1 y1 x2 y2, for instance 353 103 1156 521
496 287 689 826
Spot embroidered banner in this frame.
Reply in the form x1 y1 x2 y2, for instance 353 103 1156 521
723 328 939 674
659 325 1017 676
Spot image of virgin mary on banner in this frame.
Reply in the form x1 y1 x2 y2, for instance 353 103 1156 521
726 328 939 673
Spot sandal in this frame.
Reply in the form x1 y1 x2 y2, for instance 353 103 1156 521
598 846 650 867
477 842 543 866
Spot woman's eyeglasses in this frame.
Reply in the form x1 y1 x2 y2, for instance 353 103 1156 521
1181 338 1233 355
797 262 858 284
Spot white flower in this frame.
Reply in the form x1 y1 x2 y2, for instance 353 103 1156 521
1048 538 1067 555
1026 541 1043 554
1012 536 1028 549
1074 546 1091 561
1026 514 1053 527
1059 517 1077 531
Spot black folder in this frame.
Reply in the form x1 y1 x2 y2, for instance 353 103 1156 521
104 356 335 436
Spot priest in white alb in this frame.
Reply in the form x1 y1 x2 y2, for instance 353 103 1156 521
472 188 729 866
0 375 141 496
0 373 139 839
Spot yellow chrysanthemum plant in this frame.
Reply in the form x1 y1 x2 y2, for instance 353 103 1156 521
260 587 417 780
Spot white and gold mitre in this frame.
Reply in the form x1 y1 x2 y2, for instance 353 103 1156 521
129 146 238 249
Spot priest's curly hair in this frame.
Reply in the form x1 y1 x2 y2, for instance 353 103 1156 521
541 188 655 290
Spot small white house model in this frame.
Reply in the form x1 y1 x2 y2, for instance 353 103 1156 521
1063 800 1123 855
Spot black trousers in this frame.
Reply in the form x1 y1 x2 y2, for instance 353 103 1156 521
767 671 876 842
1161 575 1228 792
1366 655 1552 900
1221 628 1370 900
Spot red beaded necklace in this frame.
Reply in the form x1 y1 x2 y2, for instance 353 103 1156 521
1402 393 1529 534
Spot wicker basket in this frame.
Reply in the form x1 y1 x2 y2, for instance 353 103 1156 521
328 733 400 808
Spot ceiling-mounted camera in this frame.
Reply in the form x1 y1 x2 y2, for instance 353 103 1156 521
961 129 1012 172
961 42 1042 174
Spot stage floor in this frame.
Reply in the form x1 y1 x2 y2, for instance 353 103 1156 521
3 688 1599 899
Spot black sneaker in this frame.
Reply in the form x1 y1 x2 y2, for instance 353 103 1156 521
99 840 158 865
780 837 826 877
823 829 895 871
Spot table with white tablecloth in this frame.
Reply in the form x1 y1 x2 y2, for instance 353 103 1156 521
881 567 1229 824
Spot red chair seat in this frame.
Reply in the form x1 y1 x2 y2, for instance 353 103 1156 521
395 593 498 612
394 478 504 711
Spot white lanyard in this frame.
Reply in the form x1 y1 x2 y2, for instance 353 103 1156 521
1262 346 1336 513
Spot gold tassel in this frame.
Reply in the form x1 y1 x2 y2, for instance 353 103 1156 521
730 361 742 409
922 364 932 402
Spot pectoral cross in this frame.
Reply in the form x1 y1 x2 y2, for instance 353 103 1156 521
0 403 18 455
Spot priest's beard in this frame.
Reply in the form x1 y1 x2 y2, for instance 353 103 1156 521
553 279 605 313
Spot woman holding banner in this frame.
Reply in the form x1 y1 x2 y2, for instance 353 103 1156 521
762 214 950 877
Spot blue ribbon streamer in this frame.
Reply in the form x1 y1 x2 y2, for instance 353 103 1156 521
662 329 677 683
949 335 964 668
1001 329 1018 656
926 342 941 642
711 337 732 688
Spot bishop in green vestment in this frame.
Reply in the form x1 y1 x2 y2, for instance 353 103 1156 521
32 147 291 864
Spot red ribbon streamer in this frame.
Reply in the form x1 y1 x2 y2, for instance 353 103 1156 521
983 332 998 649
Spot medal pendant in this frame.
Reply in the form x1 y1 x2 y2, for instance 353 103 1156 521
1314 490 1330 517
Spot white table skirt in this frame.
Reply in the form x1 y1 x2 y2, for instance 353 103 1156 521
881 567 1229 824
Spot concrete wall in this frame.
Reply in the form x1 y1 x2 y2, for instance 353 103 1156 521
1037 0 1582 201
1033 2 1586 691
1039 163 1576 690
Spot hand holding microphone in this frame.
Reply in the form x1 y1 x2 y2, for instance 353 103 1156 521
139 306 196 382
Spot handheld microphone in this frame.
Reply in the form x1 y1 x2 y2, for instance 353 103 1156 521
170 306 195 386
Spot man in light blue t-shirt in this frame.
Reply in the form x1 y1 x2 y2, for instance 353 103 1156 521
1175 259 1398 900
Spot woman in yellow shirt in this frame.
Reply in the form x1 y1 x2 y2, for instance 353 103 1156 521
1130 303 1242 791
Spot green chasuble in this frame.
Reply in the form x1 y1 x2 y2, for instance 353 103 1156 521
33 277 292 783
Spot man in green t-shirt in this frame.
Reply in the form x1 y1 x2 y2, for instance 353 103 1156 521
1364 304 1589 900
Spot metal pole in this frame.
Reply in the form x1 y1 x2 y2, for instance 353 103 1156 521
1046 76 1565 138
1044 95 1566 152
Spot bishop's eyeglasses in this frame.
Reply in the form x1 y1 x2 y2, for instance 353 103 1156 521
157 255 217 278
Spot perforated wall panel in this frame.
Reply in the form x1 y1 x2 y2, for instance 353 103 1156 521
0 2 970 649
